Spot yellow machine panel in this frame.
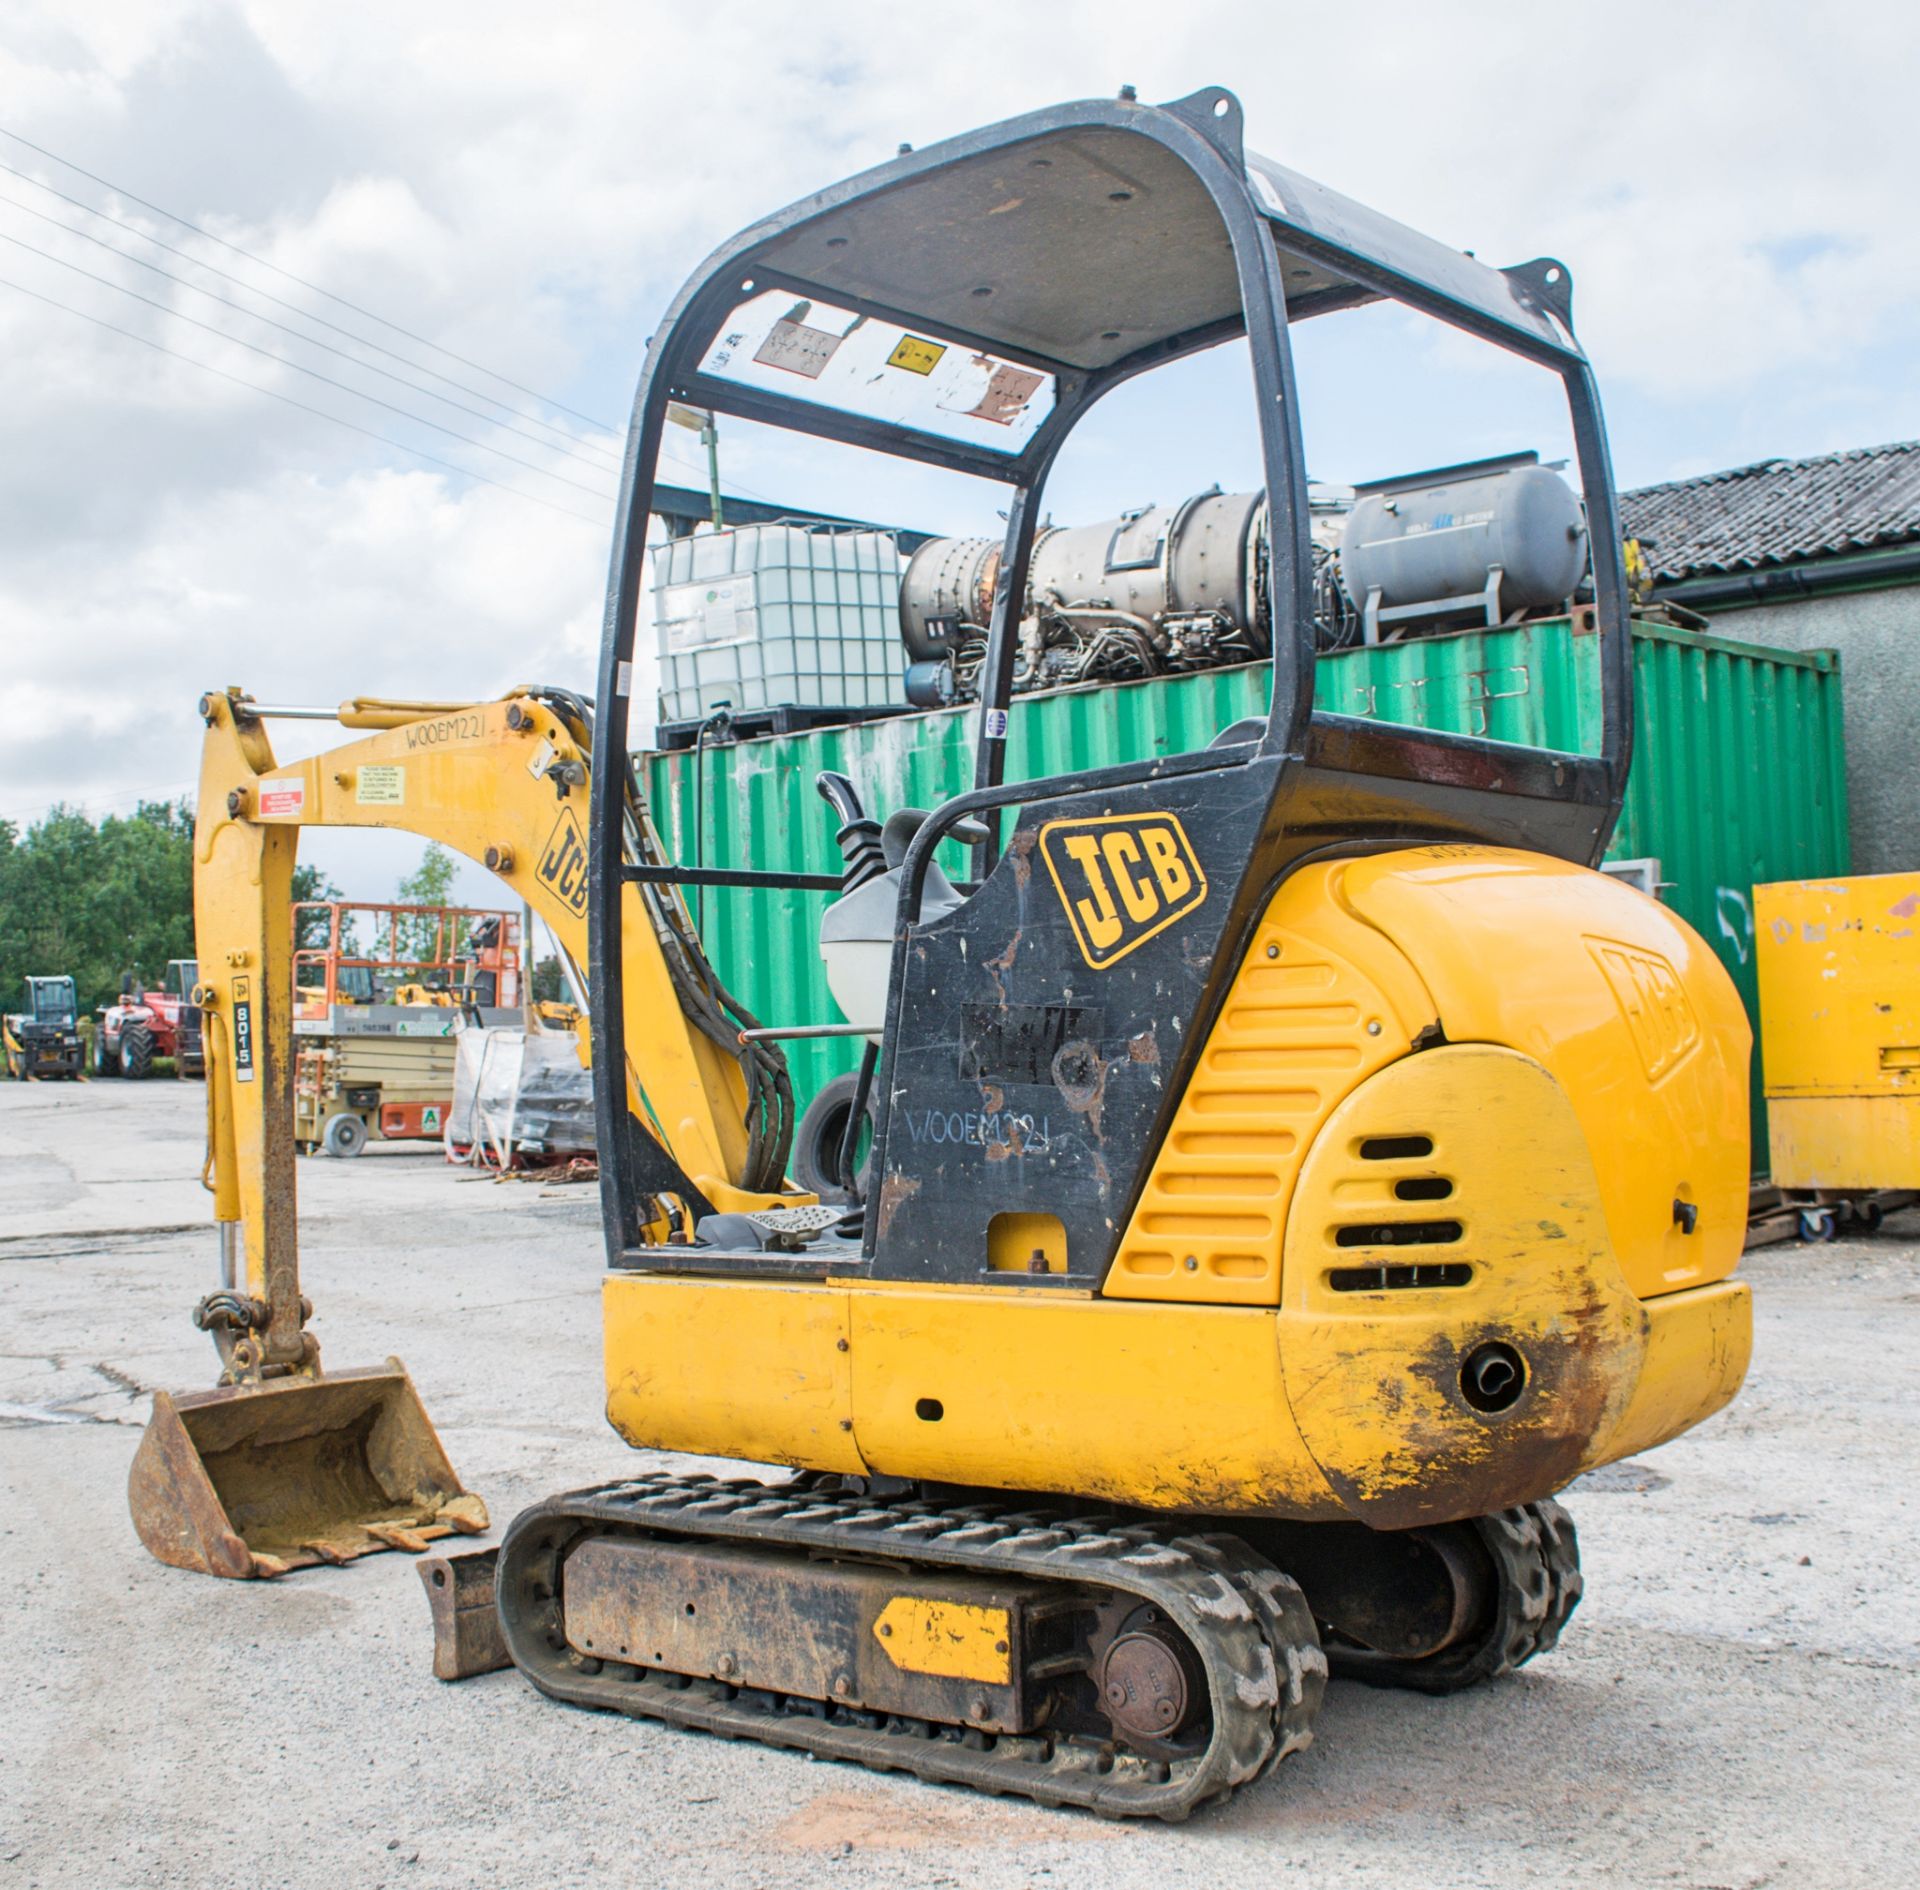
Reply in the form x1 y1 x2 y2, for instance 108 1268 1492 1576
1107 863 1438 1304
601 1028 1752 1529
604 1276 865 1477
1338 848 1751 1297
1280 1044 1653 1526
1756 872 1920 1189
1113 847 1750 1306
601 846 1753 1529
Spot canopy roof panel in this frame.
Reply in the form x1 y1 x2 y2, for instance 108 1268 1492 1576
701 92 1579 388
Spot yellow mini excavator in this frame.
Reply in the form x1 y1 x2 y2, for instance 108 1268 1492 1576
491 86 1753 1819
140 87 1755 1821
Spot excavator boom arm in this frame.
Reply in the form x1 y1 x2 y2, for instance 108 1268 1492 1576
192 685 791 1341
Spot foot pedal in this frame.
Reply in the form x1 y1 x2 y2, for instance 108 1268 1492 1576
745 1204 846 1249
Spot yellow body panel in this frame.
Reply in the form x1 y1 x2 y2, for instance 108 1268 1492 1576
1107 861 1437 1304
872 1597 1013 1684
1277 1044 1646 1525
1600 1277 1750 1463
602 846 1753 1525
1765 1096 1920 1192
603 1277 865 1476
1338 848 1750 1297
1755 873 1920 1187
843 1286 1340 1513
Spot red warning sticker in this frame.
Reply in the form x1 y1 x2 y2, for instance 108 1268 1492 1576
258 777 306 819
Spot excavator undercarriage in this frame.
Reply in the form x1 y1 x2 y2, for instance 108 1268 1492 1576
487 1473 1580 1817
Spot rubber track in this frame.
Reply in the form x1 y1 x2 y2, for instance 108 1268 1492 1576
496 1472 1327 1820
1330 1497 1583 1694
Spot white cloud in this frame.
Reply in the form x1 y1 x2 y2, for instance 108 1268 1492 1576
1 0 1916 884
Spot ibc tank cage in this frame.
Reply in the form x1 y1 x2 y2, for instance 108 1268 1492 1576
588 86 1632 1257
651 519 908 727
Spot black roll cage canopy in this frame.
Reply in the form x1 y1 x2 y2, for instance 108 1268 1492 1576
589 84 1632 1228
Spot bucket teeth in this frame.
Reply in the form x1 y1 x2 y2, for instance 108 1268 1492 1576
128 1361 487 1579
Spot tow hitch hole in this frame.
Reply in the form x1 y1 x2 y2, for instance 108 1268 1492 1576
1460 1341 1527 1414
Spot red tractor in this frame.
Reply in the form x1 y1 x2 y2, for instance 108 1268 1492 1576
94 959 204 1079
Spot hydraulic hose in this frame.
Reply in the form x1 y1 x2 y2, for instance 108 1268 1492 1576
526 686 794 1194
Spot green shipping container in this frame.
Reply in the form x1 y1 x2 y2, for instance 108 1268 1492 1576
643 616 1848 1170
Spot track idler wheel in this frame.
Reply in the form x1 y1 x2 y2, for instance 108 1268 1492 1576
1330 1499 1582 1694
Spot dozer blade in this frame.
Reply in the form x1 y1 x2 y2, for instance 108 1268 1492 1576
128 1358 487 1579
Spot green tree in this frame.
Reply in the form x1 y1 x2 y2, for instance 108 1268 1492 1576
0 808 368 1023
393 842 457 963
0 800 195 1014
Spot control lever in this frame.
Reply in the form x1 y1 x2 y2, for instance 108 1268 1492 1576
815 772 886 892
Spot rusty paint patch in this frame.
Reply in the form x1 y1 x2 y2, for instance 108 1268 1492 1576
875 1171 921 1243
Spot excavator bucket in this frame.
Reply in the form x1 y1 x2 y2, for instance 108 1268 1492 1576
128 1359 487 1579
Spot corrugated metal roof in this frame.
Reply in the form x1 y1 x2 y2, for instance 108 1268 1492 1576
1621 438 1920 581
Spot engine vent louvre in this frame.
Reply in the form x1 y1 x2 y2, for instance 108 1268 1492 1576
1328 1262 1474 1292
1359 1134 1432 1161
1333 1219 1462 1248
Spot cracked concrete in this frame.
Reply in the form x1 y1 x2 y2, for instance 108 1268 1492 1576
1 1078 1916 1890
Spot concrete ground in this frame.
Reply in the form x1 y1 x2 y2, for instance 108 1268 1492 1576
1 1077 1914 1890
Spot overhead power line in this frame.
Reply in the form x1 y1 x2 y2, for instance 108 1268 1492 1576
0 123 615 431
0 189 622 476
0 129 786 510
0 228 616 502
2 779 198 826
0 155 618 462
0 152 747 499
0 272 607 527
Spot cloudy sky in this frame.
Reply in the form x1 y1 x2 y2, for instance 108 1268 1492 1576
3 1 1916 902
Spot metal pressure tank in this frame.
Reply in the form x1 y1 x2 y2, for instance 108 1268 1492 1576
1338 455 1588 638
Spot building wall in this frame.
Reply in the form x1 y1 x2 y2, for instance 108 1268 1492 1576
1703 580 1919 877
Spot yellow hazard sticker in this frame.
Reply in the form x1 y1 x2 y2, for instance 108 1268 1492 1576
1039 812 1209 970
356 764 404 805
887 335 947 376
872 1597 1011 1683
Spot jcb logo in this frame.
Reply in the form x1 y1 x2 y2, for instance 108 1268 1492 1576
1039 814 1208 969
1587 936 1699 1082
539 806 589 915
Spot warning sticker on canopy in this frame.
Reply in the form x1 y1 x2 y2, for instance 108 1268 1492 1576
960 361 1048 427
887 335 946 376
258 777 306 819
753 306 847 379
